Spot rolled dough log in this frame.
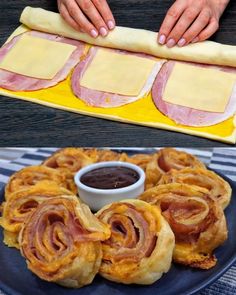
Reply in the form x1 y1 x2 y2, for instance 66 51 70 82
20 7 236 67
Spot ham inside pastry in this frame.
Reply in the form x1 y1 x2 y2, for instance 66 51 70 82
4 165 67 200
140 183 228 269
96 199 175 284
0 181 74 248
19 196 110 288
159 167 232 209
144 148 205 189
42 147 95 193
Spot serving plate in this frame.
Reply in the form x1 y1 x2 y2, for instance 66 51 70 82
0 154 235 295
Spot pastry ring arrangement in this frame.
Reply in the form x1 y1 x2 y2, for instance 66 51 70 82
0 147 232 288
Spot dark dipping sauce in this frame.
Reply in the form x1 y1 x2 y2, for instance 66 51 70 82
80 166 140 189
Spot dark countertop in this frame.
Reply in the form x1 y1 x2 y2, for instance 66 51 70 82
1 0 236 147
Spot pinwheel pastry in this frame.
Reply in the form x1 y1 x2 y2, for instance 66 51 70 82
96 199 175 284
159 167 231 209
145 148 206 188
4 165 67 200
42 148 94 193
0 181 74 248
140 183 228 269
19 196 110 288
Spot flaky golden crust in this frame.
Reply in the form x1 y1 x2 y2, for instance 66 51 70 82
19 196 110 288
157 148 206 172
42 148 95 193
85 149 128 162
126 153 158 189
159 167 232 209
140 183 228 269
0 181 74 248
144 148 206 189
126 153 154 170
5 165 67 200
96 199 175 284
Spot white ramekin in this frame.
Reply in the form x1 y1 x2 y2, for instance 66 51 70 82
74 161 145 211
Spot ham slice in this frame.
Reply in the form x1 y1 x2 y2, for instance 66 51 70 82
0 31 86 91
71 47 164 108
152 61 236 126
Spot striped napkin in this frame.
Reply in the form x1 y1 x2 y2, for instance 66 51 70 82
0 147 235 295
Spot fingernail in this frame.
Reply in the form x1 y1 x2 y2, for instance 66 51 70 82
99 27 108 37
166 38 176 48
191 37 199 43
177 38 186 47
158 34 166 45
90 29 98 38
107 20 115 30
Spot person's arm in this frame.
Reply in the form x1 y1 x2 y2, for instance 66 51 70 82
158 0 230 47
57 0 115 38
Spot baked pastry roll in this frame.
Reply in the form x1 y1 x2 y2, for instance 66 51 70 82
145 148 206 188
126 153 157 189
96 199 175 284
84 148 128 162
140 183 228 269
159 167 231 209
42 148 94 193
0 181 74 248
19 196 110 288
5 165 67 200
126 153 154 169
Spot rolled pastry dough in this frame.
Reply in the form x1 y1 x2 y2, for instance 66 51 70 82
0 34 76 79
80 49 157 96
163 63 236 112
20 7 236 67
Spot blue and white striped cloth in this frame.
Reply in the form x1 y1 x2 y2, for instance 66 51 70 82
0 147 235 295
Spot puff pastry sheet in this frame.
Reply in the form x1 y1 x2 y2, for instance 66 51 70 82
0 9 235 143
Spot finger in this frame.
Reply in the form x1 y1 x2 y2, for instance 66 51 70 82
166 7 201 47
197 18 219 41
92 0 116 30
59 3 82 31
65 0 99 38
158 0 187 45
178 9 210 46
76 0 108 36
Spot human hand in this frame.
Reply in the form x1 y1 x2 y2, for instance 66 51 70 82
158 0 229 47
57 0 115 38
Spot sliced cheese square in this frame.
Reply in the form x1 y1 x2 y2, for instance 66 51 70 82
80 48 157 96
163 62 236 113
0 34 77 79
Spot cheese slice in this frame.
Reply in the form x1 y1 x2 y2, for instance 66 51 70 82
0 34 77 79
80 48 157 96
163 63 236 113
